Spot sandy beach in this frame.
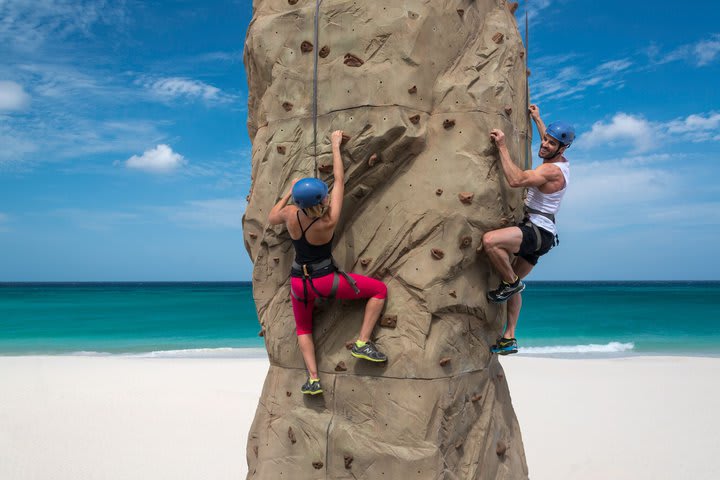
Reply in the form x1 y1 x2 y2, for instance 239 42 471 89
1 355 718 480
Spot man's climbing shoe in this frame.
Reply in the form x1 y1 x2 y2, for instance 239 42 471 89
351 341 388 363
487 279 525 303
490 337 518 355
301 377 323 395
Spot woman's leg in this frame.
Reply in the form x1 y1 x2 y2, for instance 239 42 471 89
291 278 318 378
332 273 388 341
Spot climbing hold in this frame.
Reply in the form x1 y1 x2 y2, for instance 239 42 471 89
288 426 297 444
504 106 513 115
286 391 292 397
273 257 280 264
345 341 355 350
471 393 482 403
246 194 250 202
431 248 445 260
335 361 347 372
460 236 472 248
496 440 508 456
449 290 457 298
312 461 324 469
360 257 372 267
276 145 286 154
288 0 297 4
301 41 314 53
319 45 330 58
368 153 379 166
343 53 364 67
519 50 525 58
439 357 451 366
492 32 504 44
344 454 353 469
253 445 259 457
436 188 443 196
318 164 333 174
527 69 531 77
249 232 258 239
409 114 420 124
341 133 351 144
282 101 293 112
458 192 474 204
408 85 417 94
258 328 265 337
443 119 456 129
380 314 397 328
457 9 465 17
508 2 519 14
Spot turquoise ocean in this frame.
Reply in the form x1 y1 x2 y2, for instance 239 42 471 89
1 282 719 357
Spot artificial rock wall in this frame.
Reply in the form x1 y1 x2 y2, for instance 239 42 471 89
243 1 530 478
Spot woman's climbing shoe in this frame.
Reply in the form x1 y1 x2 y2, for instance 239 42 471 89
490 337 518 355
351 341 388 362
301 377 323 395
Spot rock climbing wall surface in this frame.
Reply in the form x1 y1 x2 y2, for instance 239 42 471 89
243 1 530 478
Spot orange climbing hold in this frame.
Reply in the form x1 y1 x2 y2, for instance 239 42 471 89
380 315 397 328
319 45 330 58
492 32 504 44
458 192 474 204
301 41 313 53
276 145 286 154
439 357 451 366
343 53 364 67
431 248 445 259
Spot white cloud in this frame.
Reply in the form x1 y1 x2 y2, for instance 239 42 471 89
0 81 31 111
167 198 246 229
665 112 720 142
532 57 632 102
138 76 233 104
693 34 720 66
125 144 186 173
577 113 655 153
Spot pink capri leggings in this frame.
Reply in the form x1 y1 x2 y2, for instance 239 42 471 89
291 273 387 335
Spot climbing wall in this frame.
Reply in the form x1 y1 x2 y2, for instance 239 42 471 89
243 1 530 478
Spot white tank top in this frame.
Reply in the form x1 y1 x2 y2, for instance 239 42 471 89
525 160 570 236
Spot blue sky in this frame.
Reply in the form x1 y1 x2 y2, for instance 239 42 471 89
0 1 718 281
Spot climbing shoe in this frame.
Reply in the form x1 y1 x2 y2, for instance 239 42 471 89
487 278 525 303
301 378 323 395
351 341 388 363
490 337 518 355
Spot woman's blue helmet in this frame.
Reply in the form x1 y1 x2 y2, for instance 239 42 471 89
292 177 328 209
546 121 575 146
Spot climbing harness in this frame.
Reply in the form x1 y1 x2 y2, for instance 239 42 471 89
311 0 323 178
523 206 559 251
290 258 360 306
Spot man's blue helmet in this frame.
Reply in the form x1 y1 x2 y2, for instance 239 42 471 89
546 121 575 146
292 177 328 209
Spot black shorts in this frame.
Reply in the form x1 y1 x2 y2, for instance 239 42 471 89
515 221 556 265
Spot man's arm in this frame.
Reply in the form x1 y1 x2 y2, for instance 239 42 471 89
489 129 558 188
529 104 546 138
268 180 299 225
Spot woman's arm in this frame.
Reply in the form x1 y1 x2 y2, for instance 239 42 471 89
326 130 345 226
268 180 298 225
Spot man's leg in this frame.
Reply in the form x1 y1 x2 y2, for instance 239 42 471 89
482 226 523 283
503 257 534 339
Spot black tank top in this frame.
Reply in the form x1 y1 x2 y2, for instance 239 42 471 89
291 211 333 264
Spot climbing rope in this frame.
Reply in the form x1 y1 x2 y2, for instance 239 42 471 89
311 0 323 178
524 2 531 170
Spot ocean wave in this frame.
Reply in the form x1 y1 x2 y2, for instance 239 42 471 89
519 341 635 354
66 348 269 359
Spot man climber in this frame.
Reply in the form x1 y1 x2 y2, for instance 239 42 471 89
482 104 574 355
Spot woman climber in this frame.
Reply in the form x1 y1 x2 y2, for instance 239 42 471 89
268 130 388 395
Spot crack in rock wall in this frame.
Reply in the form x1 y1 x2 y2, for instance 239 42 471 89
243 1 530 478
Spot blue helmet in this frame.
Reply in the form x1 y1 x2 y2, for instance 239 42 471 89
546 121 575 146
292 177 328 209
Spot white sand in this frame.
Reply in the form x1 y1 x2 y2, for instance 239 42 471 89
1 355 719 480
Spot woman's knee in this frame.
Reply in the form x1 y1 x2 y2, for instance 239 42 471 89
374 280 388 299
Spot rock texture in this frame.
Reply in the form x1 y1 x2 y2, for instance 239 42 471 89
243 1 530 478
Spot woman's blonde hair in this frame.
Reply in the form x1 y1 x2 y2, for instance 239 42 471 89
304 202 328 219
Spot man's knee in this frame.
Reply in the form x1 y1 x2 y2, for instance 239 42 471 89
482 231 498 250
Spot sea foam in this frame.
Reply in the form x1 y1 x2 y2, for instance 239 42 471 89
519 341 635 355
